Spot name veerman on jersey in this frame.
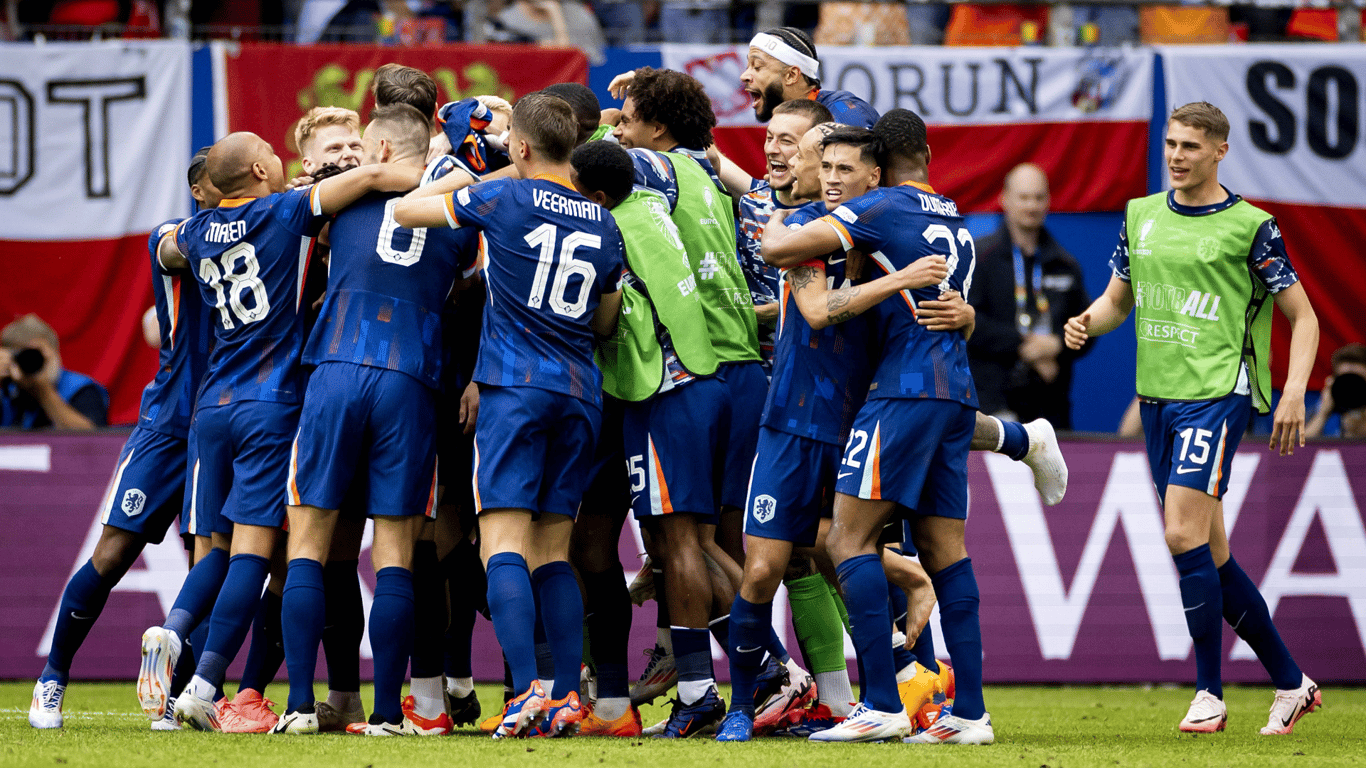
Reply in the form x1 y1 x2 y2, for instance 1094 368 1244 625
531 187 602 221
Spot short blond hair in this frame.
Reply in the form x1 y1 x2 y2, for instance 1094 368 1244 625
295 106 361 157
1170 102 1229 143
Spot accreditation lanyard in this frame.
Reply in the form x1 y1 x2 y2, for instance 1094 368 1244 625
1012 245 1050 334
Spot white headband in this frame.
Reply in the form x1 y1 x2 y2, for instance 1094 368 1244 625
750 33 819 79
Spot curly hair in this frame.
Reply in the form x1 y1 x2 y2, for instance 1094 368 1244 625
628 67 716 151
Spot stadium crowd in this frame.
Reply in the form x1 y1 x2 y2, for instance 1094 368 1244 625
20 20 1331 748
4 0 1364 47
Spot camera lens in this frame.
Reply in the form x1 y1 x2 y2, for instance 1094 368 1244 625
14 348 45 376
1330 372 1366 414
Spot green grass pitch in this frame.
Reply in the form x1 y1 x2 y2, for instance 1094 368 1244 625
3 683 1364 768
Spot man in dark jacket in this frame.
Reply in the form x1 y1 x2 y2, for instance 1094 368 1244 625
968 164 1090 428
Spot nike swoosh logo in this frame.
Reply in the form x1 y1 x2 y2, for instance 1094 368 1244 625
837 472 855 479
1187 715 1224 723
1184 603 1205 612
1175 466 1201 474
829 256 846 265
736 646 764 653
630 494 641 506
70 611 92 620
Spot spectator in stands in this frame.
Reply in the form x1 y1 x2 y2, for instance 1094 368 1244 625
1307 343 1366 438
488 0 605 64
967 163 1090 428
658 0 729 43
0 314 107 429
596 0 655 45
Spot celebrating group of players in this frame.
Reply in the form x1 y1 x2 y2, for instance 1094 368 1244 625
29 23 1323 745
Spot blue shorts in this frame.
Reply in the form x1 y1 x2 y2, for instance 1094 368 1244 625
289 363 439 519
98 427 187 545
190 400 300 530
473 385 600 520
744 426 840 546
180 418 224 538
717 361 767 509
834 399 974 519
1140 394 1251 502
624 377 729 524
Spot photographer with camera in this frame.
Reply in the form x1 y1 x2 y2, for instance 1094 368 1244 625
1 314 108 430
1306 343 1366 439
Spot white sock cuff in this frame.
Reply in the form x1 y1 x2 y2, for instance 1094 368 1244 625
990 415 1006 452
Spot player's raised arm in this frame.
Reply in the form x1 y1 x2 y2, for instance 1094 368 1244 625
786 254 947 330
311 163 422 215
393 193 453 230
156 228 188 271
1269 281 1320 455
761 208 843 268
1064 274 1134 350
706 143 755 198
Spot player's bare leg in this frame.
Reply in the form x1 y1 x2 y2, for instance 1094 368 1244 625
648 514 727 736
971 412 1067 506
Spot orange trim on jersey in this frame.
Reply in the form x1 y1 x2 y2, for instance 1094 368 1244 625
650 442 674 514
444 193 461 227
168 277 181 350
869 428 882 499
532 173 575 190
217 197 257 208
898 180 935 194
287 432 301 505
821 215 852 246
806 88 820 101
425 459 440 519
472 440 484 512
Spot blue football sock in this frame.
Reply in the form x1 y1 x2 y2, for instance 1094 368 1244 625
671 626 714 705
932 557 985 720
726 596 770 715
164 547 229 641
581 566 631 700
887 583 916 673
370 567 415 724
238 586 284 695
281 558 326 711
1219 556 1301 690
1174 544 1223 699
410 541 446 680
41 560 120 685
533 598 555 682
195 553 269 690
169 625 198 699
767 626 791 665
909 625 940 675
532 561 584 700
709 614 731 654
485 552 538 693
321 559 362 694
836 553 900 713
442 547 478 680
999 418 1030 461
187 620 209 668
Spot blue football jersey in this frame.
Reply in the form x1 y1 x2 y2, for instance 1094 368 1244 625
304 191 479 390
815 89 880 129
175 186 328 407
820 182 978 407
762 201 874 446
442 176 625 406
138 219 216 438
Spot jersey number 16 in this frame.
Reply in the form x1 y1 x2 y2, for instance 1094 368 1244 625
523 222 600 318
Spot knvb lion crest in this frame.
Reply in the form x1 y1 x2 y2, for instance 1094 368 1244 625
752 494 777 524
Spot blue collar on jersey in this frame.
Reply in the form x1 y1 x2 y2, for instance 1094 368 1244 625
1166 185 1240 217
